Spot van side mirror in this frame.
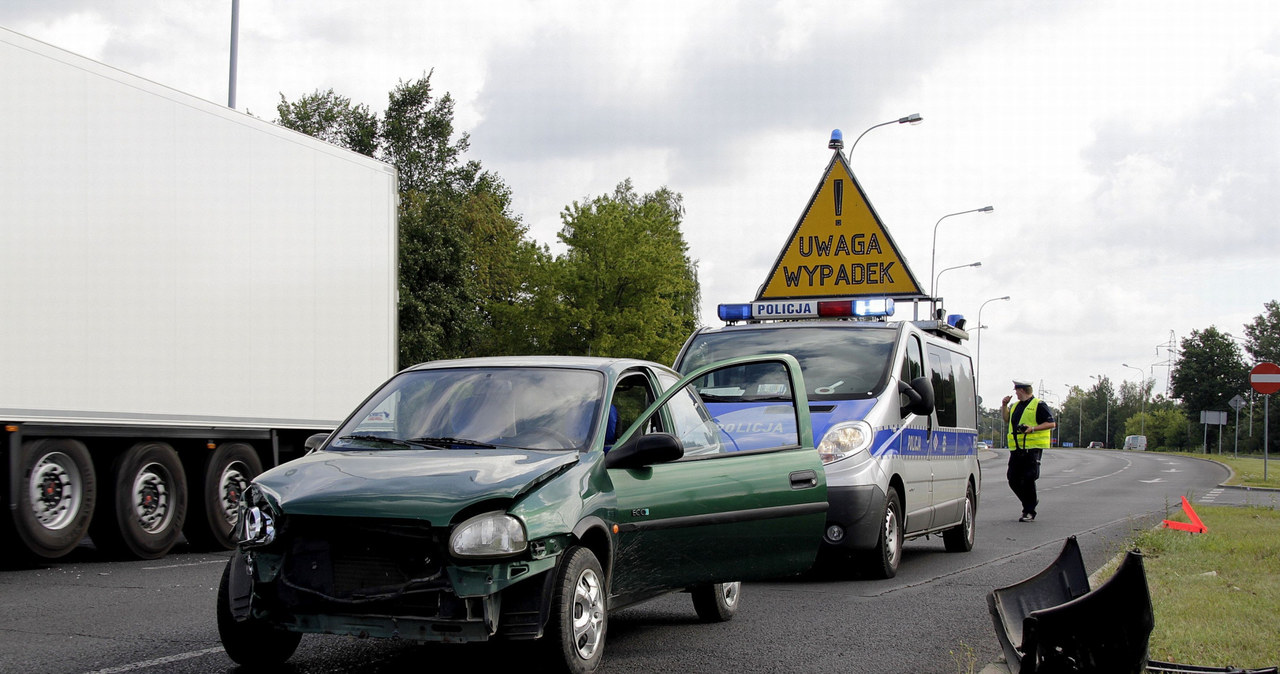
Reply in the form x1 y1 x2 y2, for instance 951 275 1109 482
899 377 935 417
605 433 684 470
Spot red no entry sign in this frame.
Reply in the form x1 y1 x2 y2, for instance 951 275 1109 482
1251 362 1280 395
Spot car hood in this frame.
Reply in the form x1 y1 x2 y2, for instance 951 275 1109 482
253 448 580 524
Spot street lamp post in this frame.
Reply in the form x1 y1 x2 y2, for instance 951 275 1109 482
1122 363 1147 437
929 206 994 315
975 296 1010 400
933 261 981 308
848 113 923 155
1090 375 1110 447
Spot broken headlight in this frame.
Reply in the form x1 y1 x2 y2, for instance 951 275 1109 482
450 511 527 559
236 484 278 548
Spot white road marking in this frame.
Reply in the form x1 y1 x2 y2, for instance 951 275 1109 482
141 559 226 571
85 647 223 674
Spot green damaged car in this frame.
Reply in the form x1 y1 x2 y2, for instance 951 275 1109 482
217 355 827 673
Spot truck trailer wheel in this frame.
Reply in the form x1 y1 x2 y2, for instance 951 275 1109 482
185 443 262 550
13 439 97 560
91 442 187 559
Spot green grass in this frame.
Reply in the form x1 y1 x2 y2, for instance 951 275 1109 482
1165 452 1280 489
1095 505 1280 669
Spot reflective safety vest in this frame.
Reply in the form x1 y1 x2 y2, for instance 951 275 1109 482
1007 398 1052 449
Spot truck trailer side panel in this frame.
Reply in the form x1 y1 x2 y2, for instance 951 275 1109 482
0 28 398 560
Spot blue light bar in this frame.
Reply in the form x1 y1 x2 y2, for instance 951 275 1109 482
854 299 895 317
946 314 966 329
718 303 753 322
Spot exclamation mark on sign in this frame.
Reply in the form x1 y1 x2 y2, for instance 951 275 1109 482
833 179 844 226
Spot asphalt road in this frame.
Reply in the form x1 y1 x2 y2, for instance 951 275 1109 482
0 449 1233 674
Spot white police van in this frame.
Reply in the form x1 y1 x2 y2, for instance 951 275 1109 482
674 298 980 578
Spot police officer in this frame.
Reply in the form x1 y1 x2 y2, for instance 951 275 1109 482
1001 380 1055 522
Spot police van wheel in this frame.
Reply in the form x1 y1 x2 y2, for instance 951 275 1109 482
861 486 902 579
943 484 976 553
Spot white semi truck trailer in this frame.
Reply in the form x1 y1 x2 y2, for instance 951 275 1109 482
0 28 399 561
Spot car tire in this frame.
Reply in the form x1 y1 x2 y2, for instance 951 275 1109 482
90 442 187 559
861 485 902 579
12 439 97 560
543 546 606 674
184 443 261 550
691 581 740 622
217 558 301 665
942 484 976 553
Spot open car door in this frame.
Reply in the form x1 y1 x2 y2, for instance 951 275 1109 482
604 355 828 606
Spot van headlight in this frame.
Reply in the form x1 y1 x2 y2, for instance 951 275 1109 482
450 512 527 558
818 421 874 464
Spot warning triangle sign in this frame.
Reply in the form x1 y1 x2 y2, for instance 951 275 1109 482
757 150 925 300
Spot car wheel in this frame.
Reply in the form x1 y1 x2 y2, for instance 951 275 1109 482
12 439 97 560
185 443 261 550
691 581 740 622
216 558 301 665
861 485 902 579
90 442 187 559
544 546 606 674
943 484 976 553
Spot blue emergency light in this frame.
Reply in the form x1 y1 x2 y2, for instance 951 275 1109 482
947 314 967 329
828 129 844 150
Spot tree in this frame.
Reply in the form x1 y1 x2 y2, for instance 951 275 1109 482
1243 300 1280 365
554 181 700 362
1170 326 1247 426
277 75 543 366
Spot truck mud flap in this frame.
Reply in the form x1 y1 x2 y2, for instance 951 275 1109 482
988 535 1153 674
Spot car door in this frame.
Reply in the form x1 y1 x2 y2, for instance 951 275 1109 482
605 355 827 608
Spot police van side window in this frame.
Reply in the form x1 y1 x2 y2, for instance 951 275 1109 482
901 335 925 384
951 351 977 429
926 345 958 428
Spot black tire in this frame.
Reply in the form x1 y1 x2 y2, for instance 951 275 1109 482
861 485 903 579
90 442 187 559
12 439 96 560
691 581 740 622
217 559 301 665
942 483 977 553
184 443 261 550
543 546 607 674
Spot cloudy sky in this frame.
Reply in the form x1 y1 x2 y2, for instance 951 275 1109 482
4 1 1277 414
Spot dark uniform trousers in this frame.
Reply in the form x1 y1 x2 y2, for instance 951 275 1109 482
1006 447 1043 516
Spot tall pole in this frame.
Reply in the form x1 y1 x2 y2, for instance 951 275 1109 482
975 295 1010 400
1123 363 1146 436
228 0 240 109
930 206 994 316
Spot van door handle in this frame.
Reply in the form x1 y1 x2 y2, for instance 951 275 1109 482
789 470 818 489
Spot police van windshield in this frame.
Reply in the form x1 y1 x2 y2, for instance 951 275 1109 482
678 326 898 401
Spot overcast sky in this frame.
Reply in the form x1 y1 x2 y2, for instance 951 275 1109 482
4 1 1278 417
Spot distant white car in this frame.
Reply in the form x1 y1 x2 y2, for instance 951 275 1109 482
976 441 990 451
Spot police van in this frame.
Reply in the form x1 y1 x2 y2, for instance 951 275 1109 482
673 298 980 578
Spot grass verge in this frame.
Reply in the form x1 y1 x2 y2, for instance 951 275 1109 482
1095 504 1280 669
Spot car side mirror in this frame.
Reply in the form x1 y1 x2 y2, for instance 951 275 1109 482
899 376 935 417
604 433 684 470
304 432 330 452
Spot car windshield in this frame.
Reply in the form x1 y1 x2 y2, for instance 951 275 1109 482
331 367 605 452
678 326 898 401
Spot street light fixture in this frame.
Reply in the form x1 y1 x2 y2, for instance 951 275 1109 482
933 261 981 304
1122 363 1147 437
929 206 994 312
847 113 923 155
975 296 1010 399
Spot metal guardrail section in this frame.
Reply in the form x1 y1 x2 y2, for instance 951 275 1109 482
1146 662 1278 674
988 535 1153 673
